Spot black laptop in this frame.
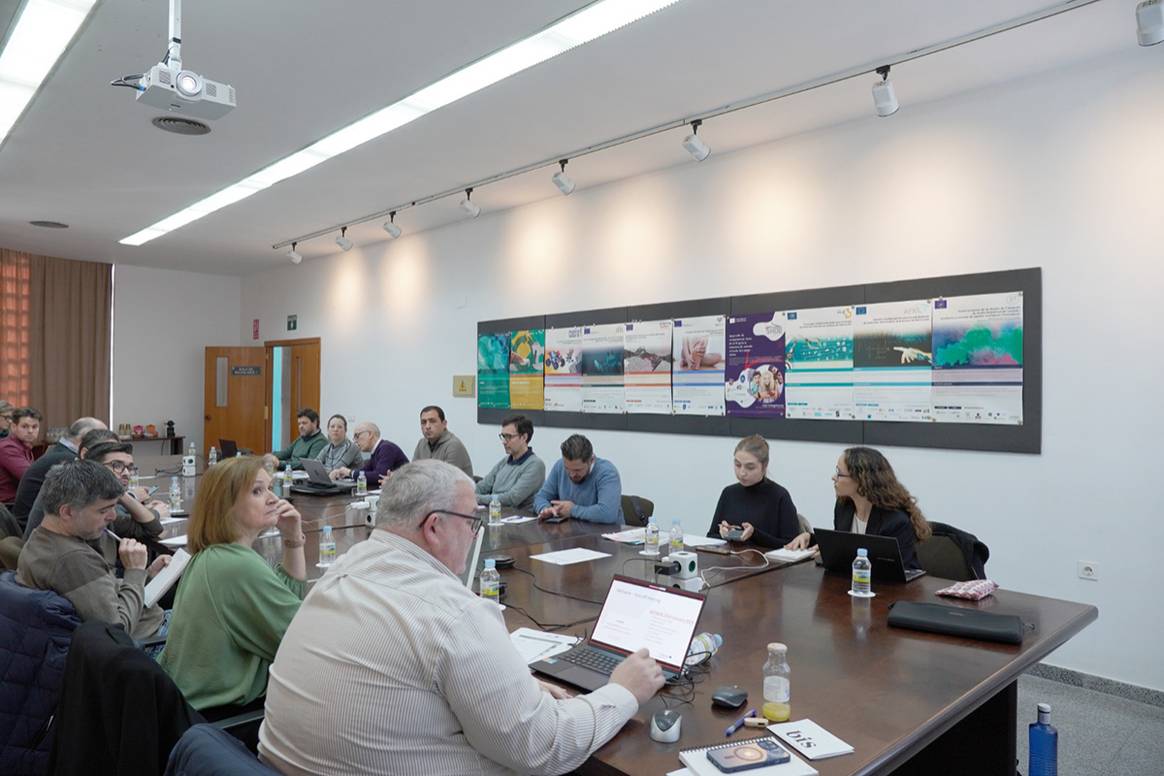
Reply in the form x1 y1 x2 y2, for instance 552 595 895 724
217 439 238 458
815 528 926 583
530 575 705 692
289 459 353 496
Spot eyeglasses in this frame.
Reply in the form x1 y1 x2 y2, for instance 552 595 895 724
427 509 483 534
498 432 519 441
103 461 137 475
353 430 371 439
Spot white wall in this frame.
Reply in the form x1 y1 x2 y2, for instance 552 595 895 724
240 50 1164 690
112 264 241 453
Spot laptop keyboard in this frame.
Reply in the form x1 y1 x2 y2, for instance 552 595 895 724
558 646 624 675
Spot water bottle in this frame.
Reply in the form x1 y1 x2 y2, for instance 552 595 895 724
762 642 791 722
207 446 218 466
1029 703 1058 776
685 632 722 666
235 450 243 458
669 519 684 552
283 464 294 490
318 525 337 567
644 516 660 555
851 548 872 596
489 494 502 526
168 476 182 511
480 559 501 604
187 441 197 458
129 468 141 490
356 470 368 496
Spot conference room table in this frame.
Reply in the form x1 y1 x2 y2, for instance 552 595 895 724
490 533 1097 776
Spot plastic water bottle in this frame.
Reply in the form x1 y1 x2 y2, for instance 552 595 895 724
762 642 791 722
644 516 660 555
356 470 368 496
1029 703 1058 776
283 464 294 490
187 441 197 458
318 525 337 567
235 450 243 458
168 476 182 511
851 548 872 596
480 559 500 604
685 632 722 666
669 519 684 552
129 468 141 490
207 446 218 466
489 494 502 526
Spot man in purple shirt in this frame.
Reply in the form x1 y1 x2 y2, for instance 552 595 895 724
0 407 42 504
330 421 408 488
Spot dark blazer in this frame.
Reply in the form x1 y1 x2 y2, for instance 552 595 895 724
12 442 77 526
356 439 409 489
834 501 921 570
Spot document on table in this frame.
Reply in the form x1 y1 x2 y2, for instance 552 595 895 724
764 548 818 563
159 516 184 526
682 534 726 548
603 528 645 544
500 515 537 525
529 548 611 565
509 628 578 664
161 534 187 547
144 548 190 607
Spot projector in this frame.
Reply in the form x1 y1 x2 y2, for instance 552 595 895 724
135 63 236 120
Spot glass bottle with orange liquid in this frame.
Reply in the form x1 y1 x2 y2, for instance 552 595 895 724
762 642 791 722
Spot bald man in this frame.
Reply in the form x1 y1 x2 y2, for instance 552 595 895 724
330 421 408 488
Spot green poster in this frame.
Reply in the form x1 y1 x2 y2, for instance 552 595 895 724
477 333 510 408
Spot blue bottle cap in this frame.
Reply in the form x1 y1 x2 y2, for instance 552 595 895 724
484 558 496 569
857 548 868 557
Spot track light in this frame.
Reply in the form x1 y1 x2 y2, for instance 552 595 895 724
286 242 302 264
383 211 402 238
1138 0 1164 45
335 226 353 251
681 119 710 161
872 65 899 117
552 159 576 195
460 188 481 218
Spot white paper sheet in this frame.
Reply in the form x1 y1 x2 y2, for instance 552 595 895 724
681 534 727 548
529 548 611 565
144 548 190 607
160 534 187 547
509 627 579 664
499 515 537 525
764 548 818 563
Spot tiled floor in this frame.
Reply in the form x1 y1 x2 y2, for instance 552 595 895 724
1016 674 1164 776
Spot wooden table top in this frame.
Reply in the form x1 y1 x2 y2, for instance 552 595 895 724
495 535 1097 776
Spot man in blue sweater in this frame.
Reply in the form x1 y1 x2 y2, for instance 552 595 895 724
534 434 623 524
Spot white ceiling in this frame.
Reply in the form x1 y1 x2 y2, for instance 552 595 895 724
0 0 1140 275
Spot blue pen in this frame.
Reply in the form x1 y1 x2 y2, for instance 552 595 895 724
724 708 756 737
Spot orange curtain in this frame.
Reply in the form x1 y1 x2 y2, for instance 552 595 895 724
1 248 111 428
0 250 32 407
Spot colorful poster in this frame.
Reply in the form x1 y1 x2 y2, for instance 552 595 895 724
476 333 510 409
672 314 726 416
581 323 625 414
784 306 856 420
853 300 933 422
931 292 1024 425
508 329 545 410
623 320 673 414
544 327 583 412
724 312 786 418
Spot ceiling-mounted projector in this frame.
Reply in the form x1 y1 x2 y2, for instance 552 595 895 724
116 0 236 120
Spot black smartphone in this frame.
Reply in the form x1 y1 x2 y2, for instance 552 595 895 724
725 527 745 541
706 739 791 772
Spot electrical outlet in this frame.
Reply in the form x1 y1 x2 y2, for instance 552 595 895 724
1077 561 1099 581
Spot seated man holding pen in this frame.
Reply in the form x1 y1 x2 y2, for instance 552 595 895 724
16 460 169 641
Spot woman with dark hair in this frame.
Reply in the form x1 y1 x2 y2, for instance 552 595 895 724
706 435 800 548
786 446 930 569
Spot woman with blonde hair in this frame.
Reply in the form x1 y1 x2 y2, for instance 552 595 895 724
706 435 800 548
159 456 306 711
786 446 930 569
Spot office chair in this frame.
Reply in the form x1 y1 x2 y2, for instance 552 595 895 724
620 495 655 527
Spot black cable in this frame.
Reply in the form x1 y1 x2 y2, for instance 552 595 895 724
507 564 606 606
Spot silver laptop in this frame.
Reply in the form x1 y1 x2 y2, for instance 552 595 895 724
291 459 352 495
530 575 705 692
460 528 486 590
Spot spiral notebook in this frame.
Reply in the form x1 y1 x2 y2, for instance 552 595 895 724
678 736 818 776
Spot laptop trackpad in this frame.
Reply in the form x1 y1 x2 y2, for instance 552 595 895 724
537 660 604 692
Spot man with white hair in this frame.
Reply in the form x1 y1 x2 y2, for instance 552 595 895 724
259 460 663 776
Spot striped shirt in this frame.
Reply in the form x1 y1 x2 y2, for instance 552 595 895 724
258 529 638 775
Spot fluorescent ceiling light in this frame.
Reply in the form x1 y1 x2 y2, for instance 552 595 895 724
119 0 682 247
0 0 98 144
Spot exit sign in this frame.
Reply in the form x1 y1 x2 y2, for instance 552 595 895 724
287 314 297 331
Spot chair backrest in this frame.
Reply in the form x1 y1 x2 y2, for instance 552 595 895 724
0 537 22 571
796 512 811 535
620 495 655 527
165 724 279 775
0 503 20 540
916 536 974 581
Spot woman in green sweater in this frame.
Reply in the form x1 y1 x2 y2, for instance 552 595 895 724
159 456 307 711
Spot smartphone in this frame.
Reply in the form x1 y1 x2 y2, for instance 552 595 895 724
706 739 791 772
543 513 569 524
726 527 745 541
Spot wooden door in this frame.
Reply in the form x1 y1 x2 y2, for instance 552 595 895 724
264 338 321 452
204 347 268 455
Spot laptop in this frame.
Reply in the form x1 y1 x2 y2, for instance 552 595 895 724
531 575 705 692
217 439 238 458
290 459 353 496
814 528 927 583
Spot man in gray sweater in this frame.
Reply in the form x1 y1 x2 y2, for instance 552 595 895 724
474 415 545 511
412 405 474 477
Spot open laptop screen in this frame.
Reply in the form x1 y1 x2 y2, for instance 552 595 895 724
589 576 704 672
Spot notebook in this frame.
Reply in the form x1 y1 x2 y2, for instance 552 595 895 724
144 548 191 607
530 575 705 692
679 736 818 776
767 720 854 760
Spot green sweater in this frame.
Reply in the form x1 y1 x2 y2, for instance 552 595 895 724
159 544 306 710
273 430 327 469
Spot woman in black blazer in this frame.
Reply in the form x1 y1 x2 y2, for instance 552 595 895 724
787 447 930 569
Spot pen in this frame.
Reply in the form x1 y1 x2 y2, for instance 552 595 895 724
104 528 122 542
725 708 757 737
520 634 567 645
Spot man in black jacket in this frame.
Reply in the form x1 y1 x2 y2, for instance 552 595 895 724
11 417 106 530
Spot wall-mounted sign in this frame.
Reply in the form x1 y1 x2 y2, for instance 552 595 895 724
453 375 476 398
232 366 262 376
287 314 298 332
252 319 260 340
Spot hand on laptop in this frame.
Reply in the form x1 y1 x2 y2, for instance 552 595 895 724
537 680 572 700
331 467 352 481
609 647 665 705
784 532 814 551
